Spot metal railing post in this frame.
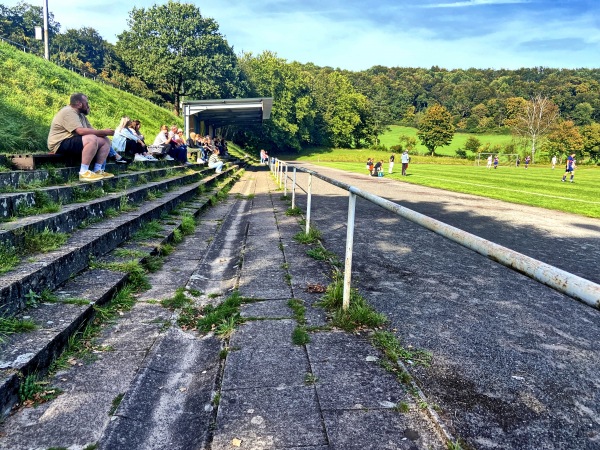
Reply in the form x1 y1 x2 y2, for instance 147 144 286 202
279 161 283 187
284 164 288 197
292 168 297 209
343 192 357 311
306 173 312 235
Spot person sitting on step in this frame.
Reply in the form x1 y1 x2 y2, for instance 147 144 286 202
47 92 115 182
113 117 157 162
208 147 223 173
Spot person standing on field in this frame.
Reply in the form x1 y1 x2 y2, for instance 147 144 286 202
493 155 499 169
486 154 493 169
551 155 557 169
401 150 410 176
561 153 576 183
524 155 531 168
389 154 395 173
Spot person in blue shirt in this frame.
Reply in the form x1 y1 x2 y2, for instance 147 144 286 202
561 153 576 183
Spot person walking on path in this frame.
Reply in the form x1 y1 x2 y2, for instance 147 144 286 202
561 153 576 182
401 150 410 176
524 155 531 168
551 155 557 169
47 93 114 182
388 154 395 173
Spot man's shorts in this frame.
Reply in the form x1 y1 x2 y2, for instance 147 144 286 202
566 166 574 173
56 135 84 155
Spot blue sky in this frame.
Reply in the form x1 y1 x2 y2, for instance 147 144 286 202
6 0 600 70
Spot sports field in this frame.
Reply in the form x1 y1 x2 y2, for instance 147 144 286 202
294 160 600 218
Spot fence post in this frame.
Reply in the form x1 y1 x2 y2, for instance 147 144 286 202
306 173 312 235
292 168 297 209
343 192 357 310
278 161 283 187
284 164 288 197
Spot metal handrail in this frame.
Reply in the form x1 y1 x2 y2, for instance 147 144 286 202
272 159 600 311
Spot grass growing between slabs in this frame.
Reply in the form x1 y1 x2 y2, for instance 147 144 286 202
302 160 600 218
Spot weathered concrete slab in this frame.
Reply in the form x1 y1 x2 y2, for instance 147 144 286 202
307 333 405 410
99 328 221 450
240 299 293 319
322 408 444 450
238 268 292 299
222 319 307 389
211 385 328 450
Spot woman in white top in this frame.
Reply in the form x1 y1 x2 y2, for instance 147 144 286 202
112 117 156 162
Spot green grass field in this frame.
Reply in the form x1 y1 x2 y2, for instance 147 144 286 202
379 125 516 157
283 155 600 218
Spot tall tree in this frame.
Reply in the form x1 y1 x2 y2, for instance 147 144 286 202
511 94 560 163
52 27 107 73
544 120 584 159
239 51 315 151
417 104 455 156
116 0 247 115
311 70 370 148
580 123 600 162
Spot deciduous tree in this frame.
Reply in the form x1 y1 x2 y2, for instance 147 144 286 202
239 51 315 151
116 1 247 115
417 104 455 156
580 122 600 162
509 94 559 163
544 120 584 159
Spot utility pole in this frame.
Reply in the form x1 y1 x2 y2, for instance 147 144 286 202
43 0 49 60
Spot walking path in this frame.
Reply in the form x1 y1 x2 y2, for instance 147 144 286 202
0 166 446 450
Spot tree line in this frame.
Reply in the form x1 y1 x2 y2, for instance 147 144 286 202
1 1 599 160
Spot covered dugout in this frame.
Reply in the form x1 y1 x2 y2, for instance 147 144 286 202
182 98 273 139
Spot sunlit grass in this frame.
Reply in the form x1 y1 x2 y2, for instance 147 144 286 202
300 160 600 218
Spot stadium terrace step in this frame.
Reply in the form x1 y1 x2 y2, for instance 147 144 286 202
10 153 75 171
0 165 239 317
0 166 243 417
0 164 199 220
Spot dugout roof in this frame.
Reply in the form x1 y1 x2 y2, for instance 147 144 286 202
182 98 273 129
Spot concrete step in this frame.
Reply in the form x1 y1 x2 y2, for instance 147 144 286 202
0 165 238 316
0 167 244 418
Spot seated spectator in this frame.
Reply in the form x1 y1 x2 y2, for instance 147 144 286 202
131 120 145 142
113 117 157 162
153 125 175 160
167 125 190 165
47 92 114 182
187 132 199 148
374 160 384 177
208 147 223 173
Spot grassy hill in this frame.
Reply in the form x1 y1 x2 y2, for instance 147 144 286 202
0 41 182 154
379 125 516 157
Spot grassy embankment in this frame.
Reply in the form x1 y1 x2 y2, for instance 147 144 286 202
0 40 182 154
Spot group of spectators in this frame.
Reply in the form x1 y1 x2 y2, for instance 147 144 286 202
46 92 225 182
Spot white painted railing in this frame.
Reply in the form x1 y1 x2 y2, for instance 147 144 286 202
271 159 600 311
